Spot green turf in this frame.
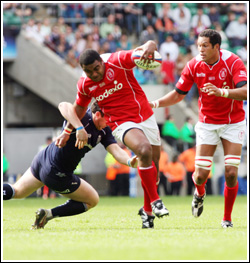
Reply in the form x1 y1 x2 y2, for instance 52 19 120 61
2 195 248 260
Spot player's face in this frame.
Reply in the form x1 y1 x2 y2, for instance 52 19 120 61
197 36 219 64
93 112 107 130
82 60 105 82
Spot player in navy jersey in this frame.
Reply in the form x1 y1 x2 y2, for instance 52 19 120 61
150 29 247 228
55 40 170 229
3 101 138 229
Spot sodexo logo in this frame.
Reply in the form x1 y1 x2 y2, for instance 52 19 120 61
96 80 123 101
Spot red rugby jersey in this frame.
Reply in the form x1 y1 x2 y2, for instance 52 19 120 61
176 49 247 124
76 50 153 131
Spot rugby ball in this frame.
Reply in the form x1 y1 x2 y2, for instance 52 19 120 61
132 50 162 70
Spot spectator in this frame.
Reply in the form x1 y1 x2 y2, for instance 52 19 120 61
65 48 81 73
155 4 174 45
159 34 179 62
191 8 211 34
171 3 191 34
140 25 158 45
179 117 196 151
158 145 169 195
161 114 180 151
223 11 236 30
65 25 75 47
214 23 229 49
24 20 44 44
54 16 66 34
229 3 246 15
60 4 85 30
236 42 247 64
160 53 175 88
99 14 117 39
105 143 131 196
72 30 86 57
117 34 132 50
40 17 52 40
165 155 186 195
141 3 157 30
183 29 197 49
83 33 100 52
113 3 126 31
133 67 147 84
225 15 247 47
178 145 196 195
124 3 142 37
170 26 185 47
208 5 220 26
100 33 117 53
83 17 95 35
82 3 94 18
50 25 60 46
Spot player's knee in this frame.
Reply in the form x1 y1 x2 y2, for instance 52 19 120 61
225 166 238 183
224 155 241 168
89 191 99 209
137 143 152 161
195 156 213 171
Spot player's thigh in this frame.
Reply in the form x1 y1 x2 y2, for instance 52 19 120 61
221 138 242 156
123 128 151 155
13 167 44 198
196 144 217 156
62 178 99 207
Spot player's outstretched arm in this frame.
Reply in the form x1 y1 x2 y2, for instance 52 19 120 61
106 144 138 168
55 102 88 149
203 83 247 100
150 90 186 109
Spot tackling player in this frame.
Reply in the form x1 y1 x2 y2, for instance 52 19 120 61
55 40 169 229
3 101 138 229
150 29 247 228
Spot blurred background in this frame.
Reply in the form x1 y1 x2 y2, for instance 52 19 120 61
2 3 248 198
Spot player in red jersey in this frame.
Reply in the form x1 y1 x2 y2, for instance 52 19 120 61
55 40 169 229
150 29 247 228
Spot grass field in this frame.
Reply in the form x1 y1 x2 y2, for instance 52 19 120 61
2 195 248 261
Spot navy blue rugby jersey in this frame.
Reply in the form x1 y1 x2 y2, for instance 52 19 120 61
43 108 116 172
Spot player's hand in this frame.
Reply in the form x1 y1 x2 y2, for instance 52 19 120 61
75 129 88 149
135 41 156 65
55 133 70 148
201 83 221 97
128 156 138 168
149 101 154 108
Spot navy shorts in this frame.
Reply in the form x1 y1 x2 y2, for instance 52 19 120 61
30 150 81 194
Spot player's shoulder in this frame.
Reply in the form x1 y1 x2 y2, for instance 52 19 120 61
220 49 240 62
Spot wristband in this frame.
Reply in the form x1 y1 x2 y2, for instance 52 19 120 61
76 126 84 131
220 89 229 98
63 129 72 135
152 100 159 108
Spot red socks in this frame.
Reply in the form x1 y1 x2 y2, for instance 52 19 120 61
223 181 239 222
192 173 207 197
138 162 160 214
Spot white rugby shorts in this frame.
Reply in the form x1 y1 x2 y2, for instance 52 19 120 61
112 114 161 146
195 120 246 145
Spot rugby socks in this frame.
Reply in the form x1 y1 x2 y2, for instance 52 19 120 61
223 181 239 222
3 183 15 200
137 161 160 205
141 181 152 214
51 199 88 218
192 173 207 197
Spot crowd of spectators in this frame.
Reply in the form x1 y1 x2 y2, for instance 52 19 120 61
4 3 248 102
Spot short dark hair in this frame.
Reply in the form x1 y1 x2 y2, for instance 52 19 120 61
79 49 102 67
199 29 221 48
90 100 104 117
